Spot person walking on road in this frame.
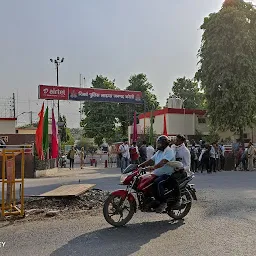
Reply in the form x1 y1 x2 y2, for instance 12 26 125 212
119 139 130 173
235 145 243 171
247 141 255 171
199 144 210 173
219 143 225 171
209 142 217 173
215 143 221 172
80 147 85 169
67 146 76 170
241 147 248 171
190 143 198 173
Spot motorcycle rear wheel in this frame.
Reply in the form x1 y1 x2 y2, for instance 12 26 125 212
167 189 192 220
103 194 136 227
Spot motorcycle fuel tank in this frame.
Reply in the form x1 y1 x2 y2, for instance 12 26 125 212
137 174 156 191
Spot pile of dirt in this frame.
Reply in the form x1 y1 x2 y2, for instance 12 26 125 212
0 189 110 222
24 189 110 212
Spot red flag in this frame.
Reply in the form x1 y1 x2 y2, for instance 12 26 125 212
132 112 138 142
35 103 44 160
51 109 58 159
163 114 168 136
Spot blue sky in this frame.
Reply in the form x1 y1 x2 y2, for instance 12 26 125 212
1 0 252 127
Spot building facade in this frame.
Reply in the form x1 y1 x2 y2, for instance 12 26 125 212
0 118 17 134
128 107 208 140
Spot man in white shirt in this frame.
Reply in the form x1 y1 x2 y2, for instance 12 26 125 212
247 141 255 171
119 139 130 173
209 142 217 173
220 143 225 171
171 134 192 175
146 143 155 160
138 135 177 213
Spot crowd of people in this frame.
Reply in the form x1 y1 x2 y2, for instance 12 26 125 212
118 136 191 174
119 139 156 172
190 140 256 173
189 141 225 173
233 141 256 171
119 138 256 174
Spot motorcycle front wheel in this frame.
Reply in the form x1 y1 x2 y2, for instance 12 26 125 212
103 194 136 227
167 189 192 220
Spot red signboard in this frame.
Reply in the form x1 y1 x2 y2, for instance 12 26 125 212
38 85 69 100
68 87 143 103
38 85 143 104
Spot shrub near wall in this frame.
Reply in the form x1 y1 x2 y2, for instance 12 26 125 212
35 158 56 170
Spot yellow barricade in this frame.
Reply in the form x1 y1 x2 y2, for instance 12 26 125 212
0 149 25 217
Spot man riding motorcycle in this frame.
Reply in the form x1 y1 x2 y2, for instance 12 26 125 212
138 135 181 213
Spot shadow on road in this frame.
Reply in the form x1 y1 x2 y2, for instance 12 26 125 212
50 219 185 256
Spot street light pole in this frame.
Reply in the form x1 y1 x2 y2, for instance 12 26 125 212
50 57 64 122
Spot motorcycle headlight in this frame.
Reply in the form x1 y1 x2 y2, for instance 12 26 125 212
120 174 128 184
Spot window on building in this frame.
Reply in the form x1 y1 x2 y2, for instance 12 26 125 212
198 118 206 124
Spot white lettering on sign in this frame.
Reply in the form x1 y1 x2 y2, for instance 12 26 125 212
125 94 135 99
101 94 113 98
48 89 66 96
89 92 100 98
0 242 6 247
113 94 125 99
78 91 89 97
0 136 8 142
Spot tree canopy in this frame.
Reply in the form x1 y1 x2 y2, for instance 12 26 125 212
118 73 159 136
81 74 159 144
197 0 256 140
59 115 71 142
171 77 205 109
81 75 118 145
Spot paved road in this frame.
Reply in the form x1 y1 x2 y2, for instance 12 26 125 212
1 171 256 256
24 165 122 196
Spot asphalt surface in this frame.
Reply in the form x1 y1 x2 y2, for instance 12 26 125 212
24 164 122 196
1 170 256 256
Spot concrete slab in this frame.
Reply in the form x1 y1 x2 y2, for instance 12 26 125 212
38 184 96 197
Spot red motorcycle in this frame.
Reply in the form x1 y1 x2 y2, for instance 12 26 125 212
103 164 197 227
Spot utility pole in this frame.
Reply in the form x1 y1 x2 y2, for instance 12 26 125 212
12 93 16 118
79 74 86 126
30 111 33 125
50 57 64 122
80 74 82 126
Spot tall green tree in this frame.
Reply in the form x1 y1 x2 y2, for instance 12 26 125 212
118 73 159 136
81 75 119 145
170 77 205 109
59 115 70 142
197 0 256 141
